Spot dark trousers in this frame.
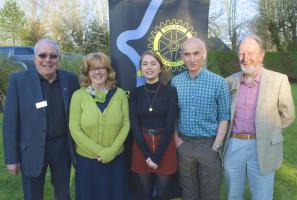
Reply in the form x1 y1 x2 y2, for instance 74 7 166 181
177 135 222 200
21 136 71 200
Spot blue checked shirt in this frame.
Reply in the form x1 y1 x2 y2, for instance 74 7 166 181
171 68 230 137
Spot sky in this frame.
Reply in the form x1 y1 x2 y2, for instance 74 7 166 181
0 0 106 9
0 0 258 45
0 0 257 18
0 0 258 21
209 0 259 44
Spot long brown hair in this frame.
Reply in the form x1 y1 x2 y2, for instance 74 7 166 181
139 51 172 85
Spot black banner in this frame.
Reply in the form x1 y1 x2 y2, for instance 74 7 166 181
109 1 210 198
109 0 210 90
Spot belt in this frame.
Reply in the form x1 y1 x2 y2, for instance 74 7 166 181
142 128 164 135
231 133 256 140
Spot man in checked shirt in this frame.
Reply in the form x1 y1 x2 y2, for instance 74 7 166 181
171 37 230 200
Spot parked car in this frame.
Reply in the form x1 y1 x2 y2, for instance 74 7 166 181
0 46 35 69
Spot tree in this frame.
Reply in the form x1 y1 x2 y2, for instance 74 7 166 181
249 15 274 51
19 0 46 45
0 0 27 45
83 19 101 54
21 19 46 45
208 0 224 38
223 0 244 51
2 0 110 53
257 0 297 51
209 0 253 51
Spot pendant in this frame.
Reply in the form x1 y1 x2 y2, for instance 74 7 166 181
149 107 153 112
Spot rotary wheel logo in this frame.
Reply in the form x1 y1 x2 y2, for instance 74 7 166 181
148 19 197 71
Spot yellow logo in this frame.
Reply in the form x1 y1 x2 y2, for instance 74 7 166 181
148 19 197 71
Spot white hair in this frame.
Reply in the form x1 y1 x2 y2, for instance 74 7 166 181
34 38 60 54
238 34 264 53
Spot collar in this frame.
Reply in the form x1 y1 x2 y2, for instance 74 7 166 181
186 67 206 80
145 80 161 90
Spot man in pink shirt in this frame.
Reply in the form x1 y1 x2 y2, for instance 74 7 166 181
223 34 295 200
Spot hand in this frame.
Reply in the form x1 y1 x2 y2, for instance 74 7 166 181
6 164 20 176
146 157 158 169
211 146 219 152
174 133 183 148
97 156 102 162
98 147 116 164
211 143 222 152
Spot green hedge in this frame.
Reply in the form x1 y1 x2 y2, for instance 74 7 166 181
59 53 84 76
208 52 297 80
208 52 239 77
264 52 297 81
0 56 23 111
1 52 297 109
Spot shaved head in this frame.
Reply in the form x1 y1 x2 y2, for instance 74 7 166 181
180 37 207 77
181 37 206 53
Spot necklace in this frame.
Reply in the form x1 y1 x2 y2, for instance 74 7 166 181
144 86 158 93
144 83 161 112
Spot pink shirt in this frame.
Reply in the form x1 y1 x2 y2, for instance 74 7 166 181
232 71 261 134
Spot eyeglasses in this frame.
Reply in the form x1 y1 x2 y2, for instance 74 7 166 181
38 53 59 59
89 67 107 73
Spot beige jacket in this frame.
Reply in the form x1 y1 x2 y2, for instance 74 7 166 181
223 68 295 175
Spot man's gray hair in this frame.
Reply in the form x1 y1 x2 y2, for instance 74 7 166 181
34 38 60 54
237 34 264 53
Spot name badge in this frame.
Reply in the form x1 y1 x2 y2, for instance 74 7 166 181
36 101 47 109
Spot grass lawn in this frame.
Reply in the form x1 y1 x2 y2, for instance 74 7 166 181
0 84 297 200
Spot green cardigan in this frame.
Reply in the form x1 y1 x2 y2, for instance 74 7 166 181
69 87 130 163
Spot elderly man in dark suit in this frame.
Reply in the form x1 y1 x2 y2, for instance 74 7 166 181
3 38 80 200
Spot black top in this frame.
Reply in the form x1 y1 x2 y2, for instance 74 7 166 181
39 72 68 139
129 81 178 164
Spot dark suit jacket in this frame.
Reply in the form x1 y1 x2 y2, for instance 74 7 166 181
3 68 80 177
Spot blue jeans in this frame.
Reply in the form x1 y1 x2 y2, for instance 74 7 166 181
224 138 275 200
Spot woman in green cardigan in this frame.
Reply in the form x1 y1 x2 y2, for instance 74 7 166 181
69 52 130 200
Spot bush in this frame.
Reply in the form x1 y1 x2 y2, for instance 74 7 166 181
208 52 239 77
264 52 297 81
0 55 23 111
208 52 297 80
59 53 84 76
